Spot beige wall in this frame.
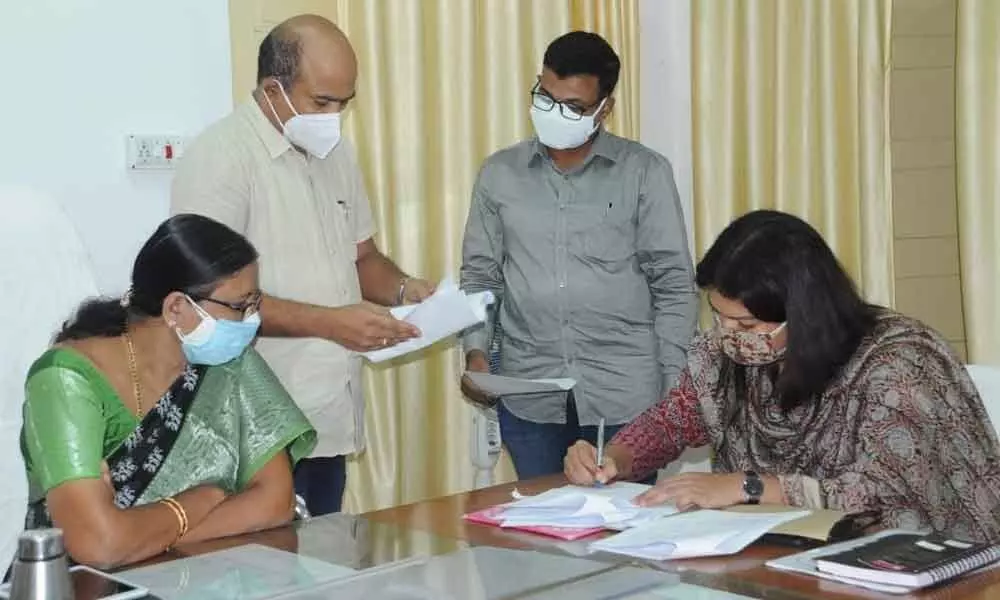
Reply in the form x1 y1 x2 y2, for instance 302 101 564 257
228 0 338 104
891 0 967 361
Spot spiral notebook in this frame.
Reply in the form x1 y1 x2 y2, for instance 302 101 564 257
815 532 1000 589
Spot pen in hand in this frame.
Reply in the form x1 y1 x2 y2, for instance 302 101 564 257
595 417 606 486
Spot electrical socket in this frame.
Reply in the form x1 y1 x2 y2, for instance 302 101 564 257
126 135 187 170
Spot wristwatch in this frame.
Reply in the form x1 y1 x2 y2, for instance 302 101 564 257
742 470 763 505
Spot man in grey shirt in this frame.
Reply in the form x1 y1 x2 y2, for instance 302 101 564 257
460 31 698 480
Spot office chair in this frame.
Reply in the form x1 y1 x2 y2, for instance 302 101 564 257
0 186 100 571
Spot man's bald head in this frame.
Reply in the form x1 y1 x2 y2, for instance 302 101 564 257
256 14 355 91
255 14 358 132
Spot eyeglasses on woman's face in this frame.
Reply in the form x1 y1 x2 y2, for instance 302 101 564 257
188 290 262 319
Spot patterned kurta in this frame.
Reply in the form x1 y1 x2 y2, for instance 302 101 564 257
613 312 1000 541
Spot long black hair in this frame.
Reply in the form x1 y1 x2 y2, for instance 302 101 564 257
56 214 259 342
696 210 879 412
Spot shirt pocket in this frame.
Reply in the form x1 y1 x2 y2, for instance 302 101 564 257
574 201 636 263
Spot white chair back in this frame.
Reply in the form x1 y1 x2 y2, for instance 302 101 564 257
0 185 99 569
967 364 1000 438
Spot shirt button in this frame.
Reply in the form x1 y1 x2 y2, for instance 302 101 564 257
559 203 566 210
558 282 566 288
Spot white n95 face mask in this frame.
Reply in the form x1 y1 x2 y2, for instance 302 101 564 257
264 80 342 159
529 98 606 150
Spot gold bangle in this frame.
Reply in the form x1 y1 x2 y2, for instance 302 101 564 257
158 500 182 548
165 497 189 535
159 498 185 538
159 497 188 541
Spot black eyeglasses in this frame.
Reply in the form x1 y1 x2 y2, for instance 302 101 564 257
530 81 604 121
190 291 262 317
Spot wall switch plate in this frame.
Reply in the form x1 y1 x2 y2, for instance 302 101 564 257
126 134 187 170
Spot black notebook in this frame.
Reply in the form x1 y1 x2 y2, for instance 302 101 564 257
815 532 1000 588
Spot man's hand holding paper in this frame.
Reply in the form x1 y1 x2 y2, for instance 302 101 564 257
363 278 494 363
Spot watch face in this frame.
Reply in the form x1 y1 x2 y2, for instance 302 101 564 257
743 474 764 497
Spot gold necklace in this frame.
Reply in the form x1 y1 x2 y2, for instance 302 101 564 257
122 331 144 418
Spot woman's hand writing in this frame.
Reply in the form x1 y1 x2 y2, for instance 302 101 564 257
564 440 619 485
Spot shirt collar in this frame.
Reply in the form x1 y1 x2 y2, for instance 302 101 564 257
527 129 621 168
241 95 293 159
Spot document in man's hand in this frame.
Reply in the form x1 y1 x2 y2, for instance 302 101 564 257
363 279 494 363
463 372 576 397
590 509 811 560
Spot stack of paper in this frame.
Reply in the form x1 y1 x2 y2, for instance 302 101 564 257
590 509 811 560
464 505 605 541
495 483 678 530
364 278 494 363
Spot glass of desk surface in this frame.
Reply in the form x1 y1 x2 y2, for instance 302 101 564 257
119 514 832 599
269 545 763 599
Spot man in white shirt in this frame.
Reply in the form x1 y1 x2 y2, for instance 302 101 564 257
171 15 433 515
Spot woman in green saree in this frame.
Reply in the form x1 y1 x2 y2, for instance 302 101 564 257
20 214 316 568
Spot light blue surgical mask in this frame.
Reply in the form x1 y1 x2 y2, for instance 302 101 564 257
175 296 261 365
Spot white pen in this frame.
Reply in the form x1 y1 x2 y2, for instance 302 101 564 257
595 417 606 481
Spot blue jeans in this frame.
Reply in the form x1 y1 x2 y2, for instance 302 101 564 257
293 455 347 516
499 393 654 483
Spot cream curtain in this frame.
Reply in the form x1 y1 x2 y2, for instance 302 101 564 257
226 0 637 514
956 0 1000 366
327 0 640 512
691 0 894 306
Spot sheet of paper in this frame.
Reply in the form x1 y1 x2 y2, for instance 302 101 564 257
591 509 811 560
464 372 576 396
497 483 678 529
726 503 847 541
363 278 494 363
119 543 356 600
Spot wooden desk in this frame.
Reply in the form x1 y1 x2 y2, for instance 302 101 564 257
364 476 1000 600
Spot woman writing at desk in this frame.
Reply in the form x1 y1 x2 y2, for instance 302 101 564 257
21 214 316 567
565 210 1000 540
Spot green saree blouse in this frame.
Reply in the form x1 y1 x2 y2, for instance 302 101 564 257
21 347 316 507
